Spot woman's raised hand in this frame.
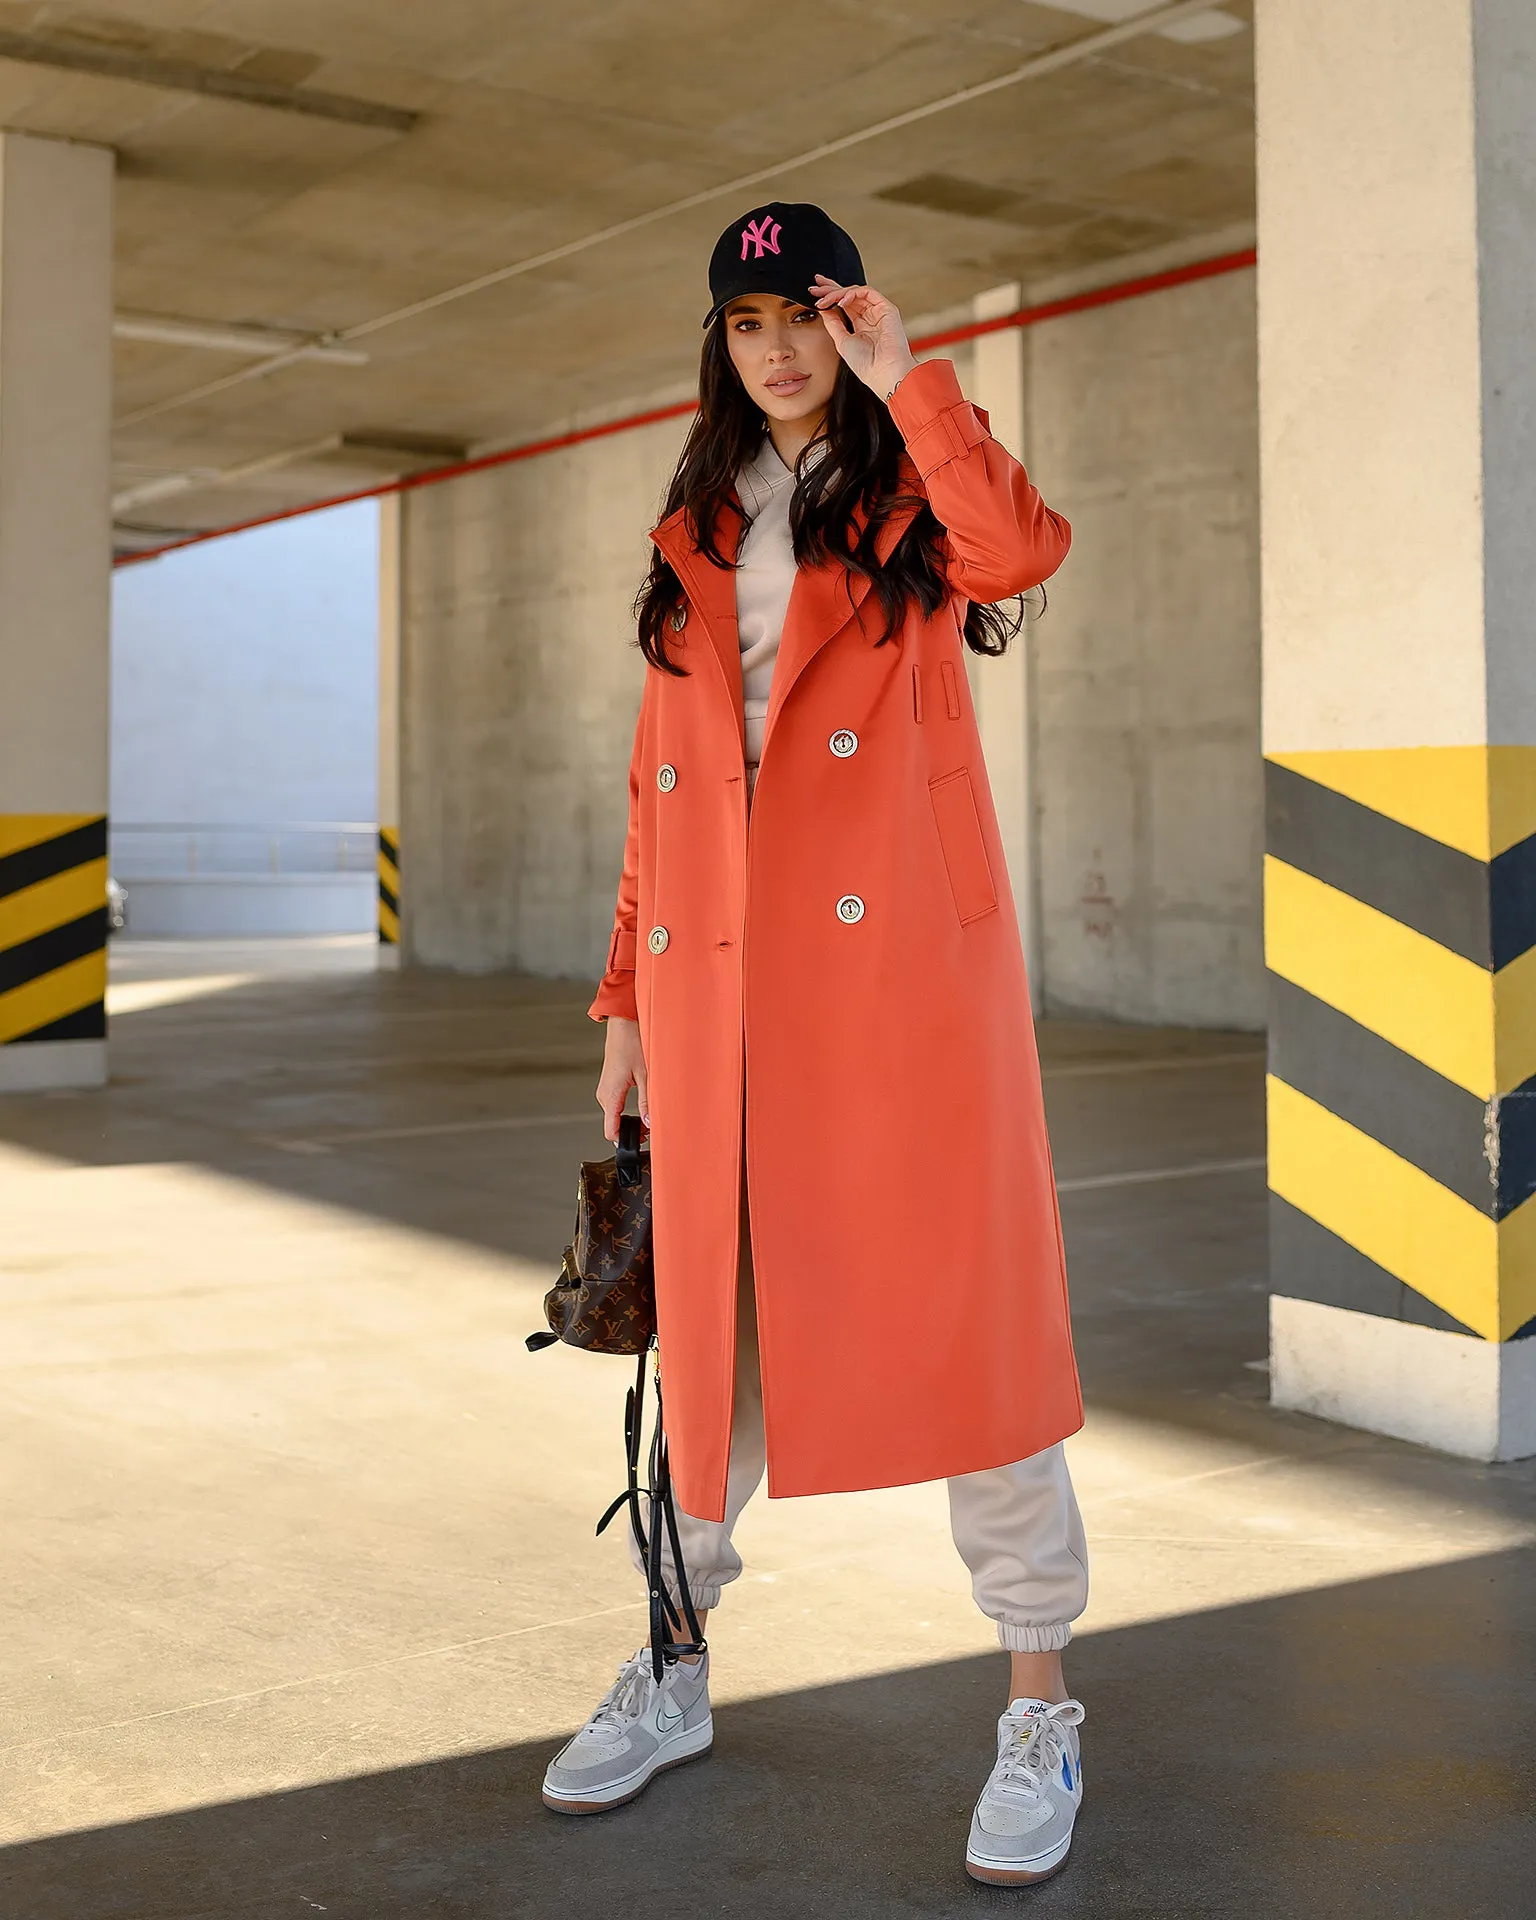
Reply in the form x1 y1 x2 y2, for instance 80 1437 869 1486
811 276 919 402
596 1014 649 1143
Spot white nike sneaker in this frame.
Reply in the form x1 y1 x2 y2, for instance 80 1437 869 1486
542 1648 713 1815
966 1696 1086 1885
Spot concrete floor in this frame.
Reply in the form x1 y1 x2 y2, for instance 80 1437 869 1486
1 938 1533 1920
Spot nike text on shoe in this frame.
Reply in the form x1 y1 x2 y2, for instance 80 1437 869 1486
542 1649 713 1815
966 1697 1086 1886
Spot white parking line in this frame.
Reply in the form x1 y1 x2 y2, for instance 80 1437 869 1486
1057 1156 1266 1192
264 1113 1265 1192
262 1110 601 1153
1042 1050 1264 1080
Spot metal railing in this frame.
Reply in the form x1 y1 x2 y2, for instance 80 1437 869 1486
109 822 378 879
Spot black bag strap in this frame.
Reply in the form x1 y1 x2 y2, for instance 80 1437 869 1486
595 1347 650 1557
595 1340 706 1680
650 1365 705 1673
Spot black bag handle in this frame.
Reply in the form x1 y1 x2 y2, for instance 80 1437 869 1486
615 1111 646 1189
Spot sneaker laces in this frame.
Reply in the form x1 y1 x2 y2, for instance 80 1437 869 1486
581 1651 656 1746
992 1700 1085 1802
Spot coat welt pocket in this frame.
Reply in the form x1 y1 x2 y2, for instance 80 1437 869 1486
929 767 998 925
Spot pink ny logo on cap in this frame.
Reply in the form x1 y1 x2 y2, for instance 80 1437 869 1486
740 215 782 260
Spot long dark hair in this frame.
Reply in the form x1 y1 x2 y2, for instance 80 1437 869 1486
635 321 1030 675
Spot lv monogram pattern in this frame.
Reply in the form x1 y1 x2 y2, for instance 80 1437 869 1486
541 1151 656 1355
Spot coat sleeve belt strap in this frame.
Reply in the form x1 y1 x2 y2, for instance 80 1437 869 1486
608 928 637 972
898 401 990 480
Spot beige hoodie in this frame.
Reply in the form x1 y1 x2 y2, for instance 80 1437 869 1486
734 436 799 794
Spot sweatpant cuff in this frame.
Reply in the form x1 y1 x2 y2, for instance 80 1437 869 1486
996 1622 1073 1653
676 1584 724 1612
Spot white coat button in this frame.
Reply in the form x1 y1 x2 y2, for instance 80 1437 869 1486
669 604 688 631
657 764 677 792
829 729 859 758
648 926 670 954
835 895 865 924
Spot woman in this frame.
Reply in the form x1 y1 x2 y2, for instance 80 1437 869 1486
542 202 1087 1888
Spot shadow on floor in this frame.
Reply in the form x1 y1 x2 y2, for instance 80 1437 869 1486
0 967 617 1267
6 961 1535 1538
0 960 1267 1283
4 1548 1533 1920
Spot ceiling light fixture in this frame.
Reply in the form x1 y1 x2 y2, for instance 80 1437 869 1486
112 429 468 516
1041 1 1247 44
114 311 369 364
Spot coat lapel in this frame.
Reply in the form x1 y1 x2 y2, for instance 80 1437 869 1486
652 504 747 752
652 465 927 757
763 485 923 750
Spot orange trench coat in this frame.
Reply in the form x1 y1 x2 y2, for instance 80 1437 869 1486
589 357 1082 1523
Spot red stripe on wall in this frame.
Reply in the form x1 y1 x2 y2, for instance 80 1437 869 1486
115 246 1256 569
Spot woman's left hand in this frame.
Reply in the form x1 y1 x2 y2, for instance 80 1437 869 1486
812 276 919 403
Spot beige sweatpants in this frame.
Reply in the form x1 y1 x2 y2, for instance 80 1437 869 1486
630 1185 1090 1653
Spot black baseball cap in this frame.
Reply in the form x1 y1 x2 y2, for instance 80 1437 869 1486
703 202 864 328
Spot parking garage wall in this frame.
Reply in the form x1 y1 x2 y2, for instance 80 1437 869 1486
402 268 1262 1026
1027 265 1263 1027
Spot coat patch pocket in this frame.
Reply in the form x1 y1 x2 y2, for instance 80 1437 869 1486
929 768 998 925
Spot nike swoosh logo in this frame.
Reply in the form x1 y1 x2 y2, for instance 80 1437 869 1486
657 1704 686 1732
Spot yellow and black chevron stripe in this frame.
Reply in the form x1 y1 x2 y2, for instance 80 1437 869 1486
1264 748 1536 1344
378 826 400 945
0 814 109 1047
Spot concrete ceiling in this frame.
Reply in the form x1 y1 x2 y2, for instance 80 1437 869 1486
0 1 1255 543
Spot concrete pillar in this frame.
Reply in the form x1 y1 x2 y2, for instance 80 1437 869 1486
0 133 114 1092
968 283 1042 1010
377 491 401 956
1257 0 1536 1458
